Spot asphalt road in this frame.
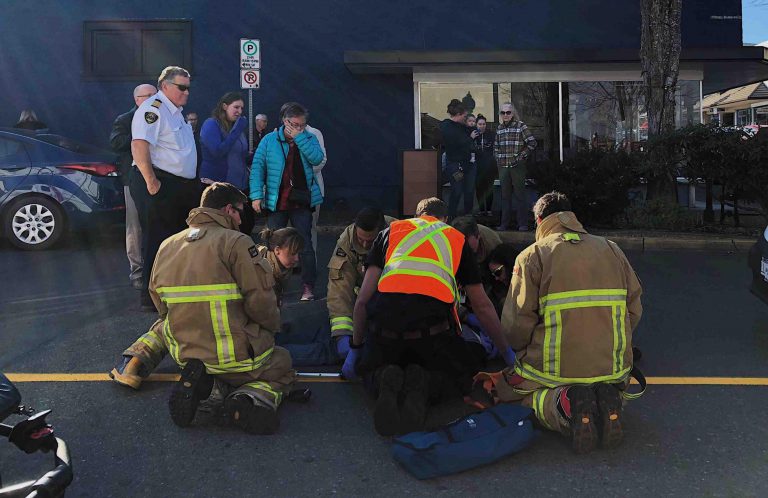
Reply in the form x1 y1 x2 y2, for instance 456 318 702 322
1 230 767 497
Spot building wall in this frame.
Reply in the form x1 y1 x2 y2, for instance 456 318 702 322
0 0 742 211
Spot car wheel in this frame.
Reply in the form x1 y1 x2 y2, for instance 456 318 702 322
3 196 65 250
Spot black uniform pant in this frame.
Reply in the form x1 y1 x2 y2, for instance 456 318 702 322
130 167 201 303
359 325 485 404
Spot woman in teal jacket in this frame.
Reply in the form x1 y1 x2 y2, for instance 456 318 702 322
249 102 325 301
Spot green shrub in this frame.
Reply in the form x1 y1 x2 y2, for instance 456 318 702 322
528 150 640 227
624 199 702 230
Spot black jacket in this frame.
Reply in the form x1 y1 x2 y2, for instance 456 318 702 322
439 119 474 164
109 107 137 186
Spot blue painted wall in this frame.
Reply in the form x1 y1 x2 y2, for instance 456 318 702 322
0 0 742 211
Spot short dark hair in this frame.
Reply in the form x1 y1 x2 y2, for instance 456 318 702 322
200 182 248 209
354 207 385 232
415 197 448 218
451 216 479 237
488 243 520 268
533 191 572 220
447 99 466 117
279 102 308 121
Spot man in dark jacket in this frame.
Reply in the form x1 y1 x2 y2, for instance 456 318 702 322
110 84 157 289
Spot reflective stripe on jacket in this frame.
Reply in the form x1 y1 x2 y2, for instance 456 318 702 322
378 216 465 304
150 208 280 374
502 211 643 387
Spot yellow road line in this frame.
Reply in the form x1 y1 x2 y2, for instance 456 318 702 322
4 373 768 386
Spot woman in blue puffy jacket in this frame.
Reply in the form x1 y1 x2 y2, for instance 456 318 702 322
199 91 253 234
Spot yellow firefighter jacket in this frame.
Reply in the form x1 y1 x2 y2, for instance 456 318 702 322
327 216 396 337
149 208 280 375
501 211 643 388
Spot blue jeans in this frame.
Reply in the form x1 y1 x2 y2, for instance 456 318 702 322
266 207 316 287
446 161 476 219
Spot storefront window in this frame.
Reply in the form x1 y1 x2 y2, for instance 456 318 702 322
418 79 702 160
419 82 560 162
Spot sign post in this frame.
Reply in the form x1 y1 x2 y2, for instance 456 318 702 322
240 38 260 153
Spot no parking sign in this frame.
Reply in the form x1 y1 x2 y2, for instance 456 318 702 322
240 69 260 89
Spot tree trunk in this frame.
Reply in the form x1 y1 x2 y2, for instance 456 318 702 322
733 189 740 228
704 178 714 222
640 0 682 201
720 182 727 224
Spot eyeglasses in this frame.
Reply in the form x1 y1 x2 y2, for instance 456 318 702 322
286 120 306 130
168 82 191 92
135 94 155 99
500 111 513 115
491 265 505 278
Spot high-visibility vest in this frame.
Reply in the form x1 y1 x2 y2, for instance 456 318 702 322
378 216 465 305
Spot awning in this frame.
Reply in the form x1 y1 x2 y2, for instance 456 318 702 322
344 47 768 94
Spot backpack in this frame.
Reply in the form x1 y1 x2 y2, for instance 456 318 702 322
391 403 536 480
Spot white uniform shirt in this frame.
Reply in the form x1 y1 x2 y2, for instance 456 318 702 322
131 90 197 179
305 124 327 196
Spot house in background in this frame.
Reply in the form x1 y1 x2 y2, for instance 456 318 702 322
701 80 768 127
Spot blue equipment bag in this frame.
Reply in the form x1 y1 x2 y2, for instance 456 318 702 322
391 403 536 479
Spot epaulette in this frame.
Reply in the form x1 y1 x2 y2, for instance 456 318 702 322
150 100 162 109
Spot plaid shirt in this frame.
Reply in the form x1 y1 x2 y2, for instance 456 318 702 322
494 120 537 167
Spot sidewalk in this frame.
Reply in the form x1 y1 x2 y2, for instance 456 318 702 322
315 222 757 252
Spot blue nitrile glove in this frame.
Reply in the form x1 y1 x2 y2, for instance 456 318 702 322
336 336 351 359
502 346 516 367
341 348 361 380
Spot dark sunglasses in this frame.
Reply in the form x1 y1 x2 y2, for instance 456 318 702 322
169 81 191 92
491 265 505 277
500 111 513 115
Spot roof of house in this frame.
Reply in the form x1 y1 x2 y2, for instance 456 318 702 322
702 81 768 108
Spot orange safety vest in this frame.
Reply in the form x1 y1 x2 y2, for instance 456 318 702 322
378 216 465 305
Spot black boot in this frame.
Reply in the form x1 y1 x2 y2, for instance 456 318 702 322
374 365 404 436
224 393 279 435
400 364 430 434
595 383 624 449
567 386 599 454
168 359 213 427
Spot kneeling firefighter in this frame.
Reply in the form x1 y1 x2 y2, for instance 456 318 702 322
342 197 515 436
133 182 302 434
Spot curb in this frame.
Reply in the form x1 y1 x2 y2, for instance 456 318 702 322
316 225 755 252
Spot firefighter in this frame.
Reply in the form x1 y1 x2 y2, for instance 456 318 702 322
342 198 515 436
125 182 301 435
485 191 643 454
109 226 303 391
327 207 395 359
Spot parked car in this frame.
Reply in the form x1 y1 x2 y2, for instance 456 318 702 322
0 128 124 250
747 225 768 306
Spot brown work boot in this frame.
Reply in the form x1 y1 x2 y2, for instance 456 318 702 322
595 383 624 449
168 359 213 428
567 386 599 455
400 364 429 434
374 365 404 436
109 356 146 390
225 393 280 435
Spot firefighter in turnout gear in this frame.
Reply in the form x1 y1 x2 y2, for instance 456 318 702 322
327 207 395 359
481 191 643 454
109 227 303 394
151 182 298 434
342 198 515 436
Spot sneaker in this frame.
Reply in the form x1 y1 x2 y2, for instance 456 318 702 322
109 355 147 390
518 225 529 232
168 359 214 428
567 386 599 454
594 383 624 449
130 278 143 290
400 364 430 433
300 284 315 301
495 225 509 232
225 393 280 435
374 365 404 436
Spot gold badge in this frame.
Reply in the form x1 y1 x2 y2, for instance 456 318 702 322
144 112 158 124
